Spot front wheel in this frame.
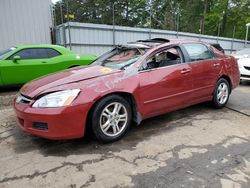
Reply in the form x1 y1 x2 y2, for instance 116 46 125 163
91 95 132 143
212 78 230 108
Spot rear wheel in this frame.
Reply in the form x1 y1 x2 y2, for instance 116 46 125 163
91 95 132 143
212 78 230 108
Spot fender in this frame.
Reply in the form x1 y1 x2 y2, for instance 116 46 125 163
219 56 239 89
0 69 3 87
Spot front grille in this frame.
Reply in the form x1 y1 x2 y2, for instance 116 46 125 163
16 94 32 105
244 66 250 71
32 122 48 130
241 74 250 78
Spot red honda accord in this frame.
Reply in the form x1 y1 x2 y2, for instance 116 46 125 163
14 39 240 142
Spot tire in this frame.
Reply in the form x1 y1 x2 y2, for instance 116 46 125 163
91 95 132 143
239 79 244 85
212 78 230 109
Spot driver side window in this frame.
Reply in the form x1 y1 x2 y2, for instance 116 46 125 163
141 47 182 70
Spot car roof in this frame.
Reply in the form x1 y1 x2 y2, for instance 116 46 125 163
126 38 210 49
15 44 74 54
16 44 61 48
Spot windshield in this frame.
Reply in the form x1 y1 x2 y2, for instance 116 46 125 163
0 47 16 59
236 48 250 56
91 47 147 70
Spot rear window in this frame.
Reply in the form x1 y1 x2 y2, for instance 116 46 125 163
45 48 61 58
183 43 216 62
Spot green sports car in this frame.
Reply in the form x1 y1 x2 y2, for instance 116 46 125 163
0 44 96 87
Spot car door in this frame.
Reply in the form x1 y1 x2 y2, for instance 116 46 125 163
1 48 61 85
181 43 221 101
138 46 193 118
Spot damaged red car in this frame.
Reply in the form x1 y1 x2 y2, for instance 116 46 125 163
14 38 240 142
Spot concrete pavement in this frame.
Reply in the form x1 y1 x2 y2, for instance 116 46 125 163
0 84 250 188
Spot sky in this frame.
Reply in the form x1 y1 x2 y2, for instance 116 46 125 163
51 0 60 4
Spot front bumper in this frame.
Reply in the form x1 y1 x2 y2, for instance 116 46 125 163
14 102 91 140
238 58 250 81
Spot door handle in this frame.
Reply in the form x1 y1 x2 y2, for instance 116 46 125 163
181 68 191 74
213 63 220 67
42 61 47 64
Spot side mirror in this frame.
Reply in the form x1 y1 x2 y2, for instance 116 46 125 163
13 56 21 63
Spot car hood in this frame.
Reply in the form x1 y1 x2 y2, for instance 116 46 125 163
20 65 120 98
233 54 250 59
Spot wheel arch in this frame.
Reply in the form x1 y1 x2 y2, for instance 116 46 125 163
68 65 80 69
86 91 141 133
0 72 3 86
218 75 232 93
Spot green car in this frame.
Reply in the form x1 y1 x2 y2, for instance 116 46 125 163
0 44 96 87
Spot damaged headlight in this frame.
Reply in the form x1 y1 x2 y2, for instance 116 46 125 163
32 89 80 108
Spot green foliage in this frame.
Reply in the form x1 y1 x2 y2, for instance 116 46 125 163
54 0 250 40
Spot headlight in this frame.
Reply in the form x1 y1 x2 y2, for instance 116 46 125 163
32 89 80 108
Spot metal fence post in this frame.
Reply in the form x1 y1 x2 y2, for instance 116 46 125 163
68 22 72 50
149 3 152 39
217 23 220 43
230 26 236 54
63 24 67 47
245 24 250 47
176 13 179 38
112 3 116 46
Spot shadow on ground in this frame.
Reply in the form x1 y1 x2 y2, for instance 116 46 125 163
240 80 250 86
11 102 216 157
0 86 20 93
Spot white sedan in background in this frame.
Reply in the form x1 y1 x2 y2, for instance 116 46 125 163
233 48 250 81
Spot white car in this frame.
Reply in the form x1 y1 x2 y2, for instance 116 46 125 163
233 48 250 81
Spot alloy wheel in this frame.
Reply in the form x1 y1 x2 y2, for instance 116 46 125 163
99 102 128 137
217 82 229 104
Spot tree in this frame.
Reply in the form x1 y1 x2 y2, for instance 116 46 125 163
54 0 250 40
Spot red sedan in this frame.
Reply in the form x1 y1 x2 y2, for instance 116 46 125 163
14 39 240 142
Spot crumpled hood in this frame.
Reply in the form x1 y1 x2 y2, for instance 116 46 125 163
20 65 120 98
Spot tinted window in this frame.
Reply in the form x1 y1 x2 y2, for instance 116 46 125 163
8 48 60 60
141 47 182 70
45 48 61 58
183 43 215 62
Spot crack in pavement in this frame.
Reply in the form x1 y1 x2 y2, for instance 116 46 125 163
80 175 96 188
0 151 140 184
0 97 250 187
132 136 250 188
0 130 249 187
0 134 14 142
0 128 15 135
226 106 250 117
0 157 104 184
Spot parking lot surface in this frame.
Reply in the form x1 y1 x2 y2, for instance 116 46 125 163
0 83 250 188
